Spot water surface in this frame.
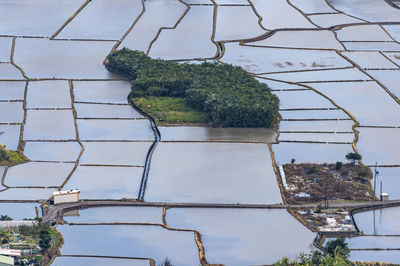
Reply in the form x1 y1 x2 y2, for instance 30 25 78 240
166 208 315 265
27 80 71 108
23 142 81 162
63 166 142 199
64 206 163 224
4 162 74 187
24 110 76 140
79 141 151 166
146 142 282 204
57 224 200 266
51 257 150 266
159 126 276 142
354 206 400 235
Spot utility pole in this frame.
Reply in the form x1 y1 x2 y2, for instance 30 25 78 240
324 187 328 209
374 162 378 201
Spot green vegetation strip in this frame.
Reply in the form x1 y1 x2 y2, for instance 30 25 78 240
0 144 27 166
106 48 279 127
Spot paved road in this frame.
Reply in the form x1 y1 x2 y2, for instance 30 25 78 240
43 199 400 225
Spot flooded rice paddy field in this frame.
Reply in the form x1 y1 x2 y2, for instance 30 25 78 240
1 0 400 264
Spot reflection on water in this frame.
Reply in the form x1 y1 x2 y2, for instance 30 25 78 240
221 43 350 73
273 142 353 163
159 126 276 142
0 202 39 220
368 167 400 200
350 250 400 264
354 207 400 235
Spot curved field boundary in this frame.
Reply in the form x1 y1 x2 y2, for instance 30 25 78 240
286 0 323 28
108 0 146 56
146 0 191 56
128 98 160 201
323 0 369 23
57 80 85 193
163 207 209 265
10 37 28 80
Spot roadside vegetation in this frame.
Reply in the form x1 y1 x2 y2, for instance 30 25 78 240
0 144 27 166
274 237 351 265
0 217 60 265
106 48 279 127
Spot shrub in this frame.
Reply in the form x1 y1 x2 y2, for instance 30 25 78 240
106 48 280 128
345 152 362 165
335 161 343 170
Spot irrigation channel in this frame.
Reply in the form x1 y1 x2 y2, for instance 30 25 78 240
1 0 400 264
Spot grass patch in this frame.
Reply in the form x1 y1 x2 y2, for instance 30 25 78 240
106 48 279 128
133 96 209 125
0 145 27 166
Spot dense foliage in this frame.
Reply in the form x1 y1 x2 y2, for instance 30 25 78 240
274 237 350 265
345 152 362 165
0 144 27 166
106 48 279 127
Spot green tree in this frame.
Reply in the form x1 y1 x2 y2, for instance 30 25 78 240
0 215 12 221
38 229 51 254
158 258 173 266
335 161 343 170
0 147 9 162
326 237 350 260
345 152 362 165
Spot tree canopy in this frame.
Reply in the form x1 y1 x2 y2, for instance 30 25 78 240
106 48 280 128
345 152 362 165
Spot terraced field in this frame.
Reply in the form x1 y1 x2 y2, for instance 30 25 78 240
1 0 400 265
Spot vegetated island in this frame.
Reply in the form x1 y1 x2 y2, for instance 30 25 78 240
105 48 279 128
0 144 27 166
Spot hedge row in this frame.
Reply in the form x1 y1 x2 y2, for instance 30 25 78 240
106 48 279 127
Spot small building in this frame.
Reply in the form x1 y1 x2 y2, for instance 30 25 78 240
0 249 21 257
53 189 80 204
0 255 14 266
381 192 389 201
